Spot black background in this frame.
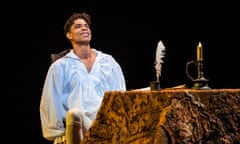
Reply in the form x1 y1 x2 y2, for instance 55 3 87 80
6 1 239 143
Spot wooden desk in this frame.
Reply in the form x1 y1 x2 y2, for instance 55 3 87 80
82 89 240 143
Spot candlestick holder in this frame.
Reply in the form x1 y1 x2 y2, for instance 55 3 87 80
186 60 210 90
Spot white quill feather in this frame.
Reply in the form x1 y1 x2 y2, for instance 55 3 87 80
154 40 165 82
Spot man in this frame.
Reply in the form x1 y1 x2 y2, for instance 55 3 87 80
40 12 126 144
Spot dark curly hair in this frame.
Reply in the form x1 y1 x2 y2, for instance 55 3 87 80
63 12 91 34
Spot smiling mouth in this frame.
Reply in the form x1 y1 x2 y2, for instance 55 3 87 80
81 33 89 36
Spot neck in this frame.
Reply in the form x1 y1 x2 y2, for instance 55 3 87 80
73 45 92 59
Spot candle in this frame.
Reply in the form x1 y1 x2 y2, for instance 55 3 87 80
197 42 203 61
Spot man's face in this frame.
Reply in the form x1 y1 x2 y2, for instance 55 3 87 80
67 18 92 44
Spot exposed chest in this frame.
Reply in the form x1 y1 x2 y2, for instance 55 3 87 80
81 56 96 72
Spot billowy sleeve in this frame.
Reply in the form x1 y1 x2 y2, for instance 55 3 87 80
110 58 126 91
39 62 66 141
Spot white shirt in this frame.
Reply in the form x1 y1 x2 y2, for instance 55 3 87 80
40 49 126 141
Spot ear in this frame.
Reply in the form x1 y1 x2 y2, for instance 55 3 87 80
66 32 72 40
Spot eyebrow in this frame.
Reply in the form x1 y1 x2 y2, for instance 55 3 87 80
73 23 89 27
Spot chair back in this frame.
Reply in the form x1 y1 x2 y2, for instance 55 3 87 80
51 49 71 63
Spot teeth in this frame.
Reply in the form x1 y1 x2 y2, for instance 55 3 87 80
82 33 88 36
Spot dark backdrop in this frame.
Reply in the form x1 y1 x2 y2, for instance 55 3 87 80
8 1 239 143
